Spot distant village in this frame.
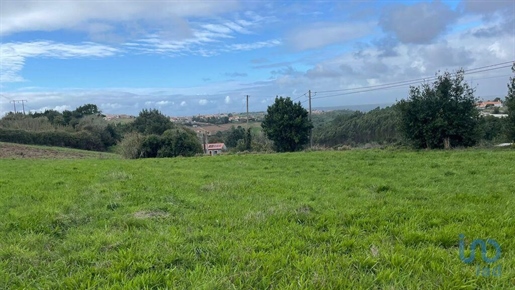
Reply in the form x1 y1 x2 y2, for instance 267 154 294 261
102 109 327 124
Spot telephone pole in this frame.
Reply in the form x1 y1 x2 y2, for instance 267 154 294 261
309 90 312 148
246 95 249 129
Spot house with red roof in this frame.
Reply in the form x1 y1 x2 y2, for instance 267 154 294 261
477 100 503 108
204 143 227 155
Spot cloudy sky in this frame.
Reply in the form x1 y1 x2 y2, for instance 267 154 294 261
1 0 514 117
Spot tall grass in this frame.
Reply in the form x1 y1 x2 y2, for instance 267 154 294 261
0 150 514 288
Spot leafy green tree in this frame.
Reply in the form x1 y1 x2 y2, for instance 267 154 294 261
225 126 245 148
261 96 313 152
132 109 173 135
397 70 479 149
62 110 74 126
140 135 162 158
74 104 100 117
159 128 203 157
505 63 515 142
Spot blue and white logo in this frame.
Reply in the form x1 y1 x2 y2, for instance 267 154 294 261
459 234 501 277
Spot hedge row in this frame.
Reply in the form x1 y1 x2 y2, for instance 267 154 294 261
0 128 105 151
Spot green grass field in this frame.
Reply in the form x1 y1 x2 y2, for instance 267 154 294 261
1 149 514 289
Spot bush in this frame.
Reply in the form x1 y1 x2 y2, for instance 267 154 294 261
140 135 162 158
117 132 145 159
117 127 203 159
0 128 105 151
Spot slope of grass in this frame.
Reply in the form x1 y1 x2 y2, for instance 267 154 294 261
1 150 514 289
0 142 120 159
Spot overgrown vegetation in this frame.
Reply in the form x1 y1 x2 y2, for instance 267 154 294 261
1 150 514 288
0 104 120 151
313 106 400 147
117 109 203 159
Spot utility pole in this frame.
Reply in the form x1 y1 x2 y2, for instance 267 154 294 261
309 90 312 148
9 100 27 114
21 100 27 115
246 95 249 129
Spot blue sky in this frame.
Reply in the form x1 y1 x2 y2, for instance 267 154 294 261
1 0 514 116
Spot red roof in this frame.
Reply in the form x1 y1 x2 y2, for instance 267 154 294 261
205 143 225 150
477 101 502 107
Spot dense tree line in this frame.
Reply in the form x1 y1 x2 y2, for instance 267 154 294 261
0 128 106 151
0 104 120 151
192 115 230 124
313 106 400 147
0 106 203 157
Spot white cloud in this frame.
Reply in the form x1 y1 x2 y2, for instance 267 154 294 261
0 1 240 36
101 103 122 110
180 101 187 107
156 100 173 106
33 105 71 113
198 99 208 105
0 41 119 83
225 39 281 51
380 1 457 44
225 96 231 104
287 22 373 50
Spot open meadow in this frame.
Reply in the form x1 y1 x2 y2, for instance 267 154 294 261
1 148 514 289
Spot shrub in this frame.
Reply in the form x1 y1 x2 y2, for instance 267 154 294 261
117 132 145 159
0 128 105 151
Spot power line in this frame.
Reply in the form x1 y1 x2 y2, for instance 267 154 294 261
313 61 514 96
312 62 514 101
292 91 308 102
0 95 11 101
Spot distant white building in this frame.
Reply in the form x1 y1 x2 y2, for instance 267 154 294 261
480 112 508 118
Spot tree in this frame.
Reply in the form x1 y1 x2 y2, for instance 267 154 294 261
159 128 203 157
225 126 245 148
74 104 100 117
261 96 313 152
505 63 515 142
132 109 173 135
397 70 479 149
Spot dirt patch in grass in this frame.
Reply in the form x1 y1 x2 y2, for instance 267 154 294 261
133 210 169 219
0 142 114 159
